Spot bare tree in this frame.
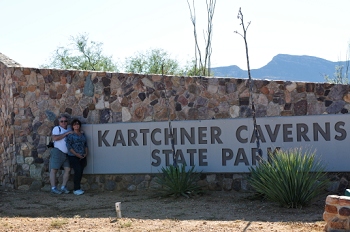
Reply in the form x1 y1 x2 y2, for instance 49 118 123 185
187 0 216 76
234 8 262 157
324 43 350 84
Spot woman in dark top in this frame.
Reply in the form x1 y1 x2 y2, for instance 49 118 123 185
65 119 88 195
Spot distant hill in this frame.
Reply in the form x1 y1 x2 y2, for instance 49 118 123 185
211 54 349 83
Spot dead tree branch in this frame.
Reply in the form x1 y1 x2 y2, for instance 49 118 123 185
235 7 262 157
187 0 216 76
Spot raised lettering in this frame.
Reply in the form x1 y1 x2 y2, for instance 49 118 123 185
140 129 149 145
283 124 293 142
234 148 249 166
296 123 310 142
199 149 208 166
180 127 195 144
250 125 266 143
128 129 139 146
113 130 126 146
165 128 177 145
98 130 110 147
335 121 346 141
236 126 248 143
187 149 196 166
198 127 207 144
251 148 262 165
222 148 233 166
313 122 330 141
151 149 161 166
211 126 223 144
175 149 186 165
265 124 280 142
151 128 161 145
163 149 172 166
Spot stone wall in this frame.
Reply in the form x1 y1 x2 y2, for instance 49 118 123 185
1 52 350 192
0 53 20 189
323 195 350 231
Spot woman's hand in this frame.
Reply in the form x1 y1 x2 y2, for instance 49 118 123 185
76 153 85 159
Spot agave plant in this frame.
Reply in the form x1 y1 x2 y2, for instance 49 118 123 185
249 148 328 208
155 164 203 198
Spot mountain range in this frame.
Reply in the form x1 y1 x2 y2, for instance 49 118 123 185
211 54 349 83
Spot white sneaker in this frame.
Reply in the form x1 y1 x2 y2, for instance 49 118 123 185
73 189 84 195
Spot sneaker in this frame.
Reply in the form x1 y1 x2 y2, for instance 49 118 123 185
51 187 62 194
60 187 70 194
73 189 84 195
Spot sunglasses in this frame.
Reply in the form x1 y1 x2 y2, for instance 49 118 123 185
60 120 68 123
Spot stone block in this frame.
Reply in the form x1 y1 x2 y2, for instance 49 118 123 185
29 163 44 180
222 178 233 191
325 204 338 214
339 207 350 217
326 195 340 204
206 174 216 182
29 180 43 191
339 196 350 206
104 180 116 191
330 218 348 230
16 155 24 164
323 211 336 222
17 176 33 186
232 179 241 192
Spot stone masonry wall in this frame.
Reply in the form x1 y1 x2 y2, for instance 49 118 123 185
1 52 350 192
0 53 21 189
323 195 350 231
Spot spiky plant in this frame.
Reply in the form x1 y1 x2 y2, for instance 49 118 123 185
249 148 328 208
155 164 203 198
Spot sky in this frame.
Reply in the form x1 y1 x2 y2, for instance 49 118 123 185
0 0 349 70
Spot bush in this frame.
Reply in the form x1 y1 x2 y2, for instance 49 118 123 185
249 148 328 208
155 164 203 198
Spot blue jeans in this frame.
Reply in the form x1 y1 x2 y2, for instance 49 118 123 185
67 156 87 191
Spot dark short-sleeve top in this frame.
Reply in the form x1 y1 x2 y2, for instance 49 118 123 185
65 133 88 157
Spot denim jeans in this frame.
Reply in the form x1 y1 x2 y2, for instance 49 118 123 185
67 156 87 191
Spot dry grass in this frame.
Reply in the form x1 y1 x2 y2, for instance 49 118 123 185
0 188 327 231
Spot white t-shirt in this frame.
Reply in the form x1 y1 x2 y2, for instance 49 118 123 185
52 126 71 154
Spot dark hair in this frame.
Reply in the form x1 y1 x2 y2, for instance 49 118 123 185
71 119 82 127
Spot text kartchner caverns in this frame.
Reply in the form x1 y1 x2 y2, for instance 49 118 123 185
91 117 347 171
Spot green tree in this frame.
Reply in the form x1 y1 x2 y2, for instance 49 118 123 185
124 48 184 75
41 33 118 72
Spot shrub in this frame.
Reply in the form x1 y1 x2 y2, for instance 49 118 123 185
155 164 203 198
249 148 328 208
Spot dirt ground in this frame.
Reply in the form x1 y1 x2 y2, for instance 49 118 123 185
0 188 327 232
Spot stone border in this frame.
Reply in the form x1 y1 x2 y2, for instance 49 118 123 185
0 52 21 67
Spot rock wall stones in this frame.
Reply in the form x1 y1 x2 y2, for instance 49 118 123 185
0 53 19 189
1 52 350 191
323 195 350 231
